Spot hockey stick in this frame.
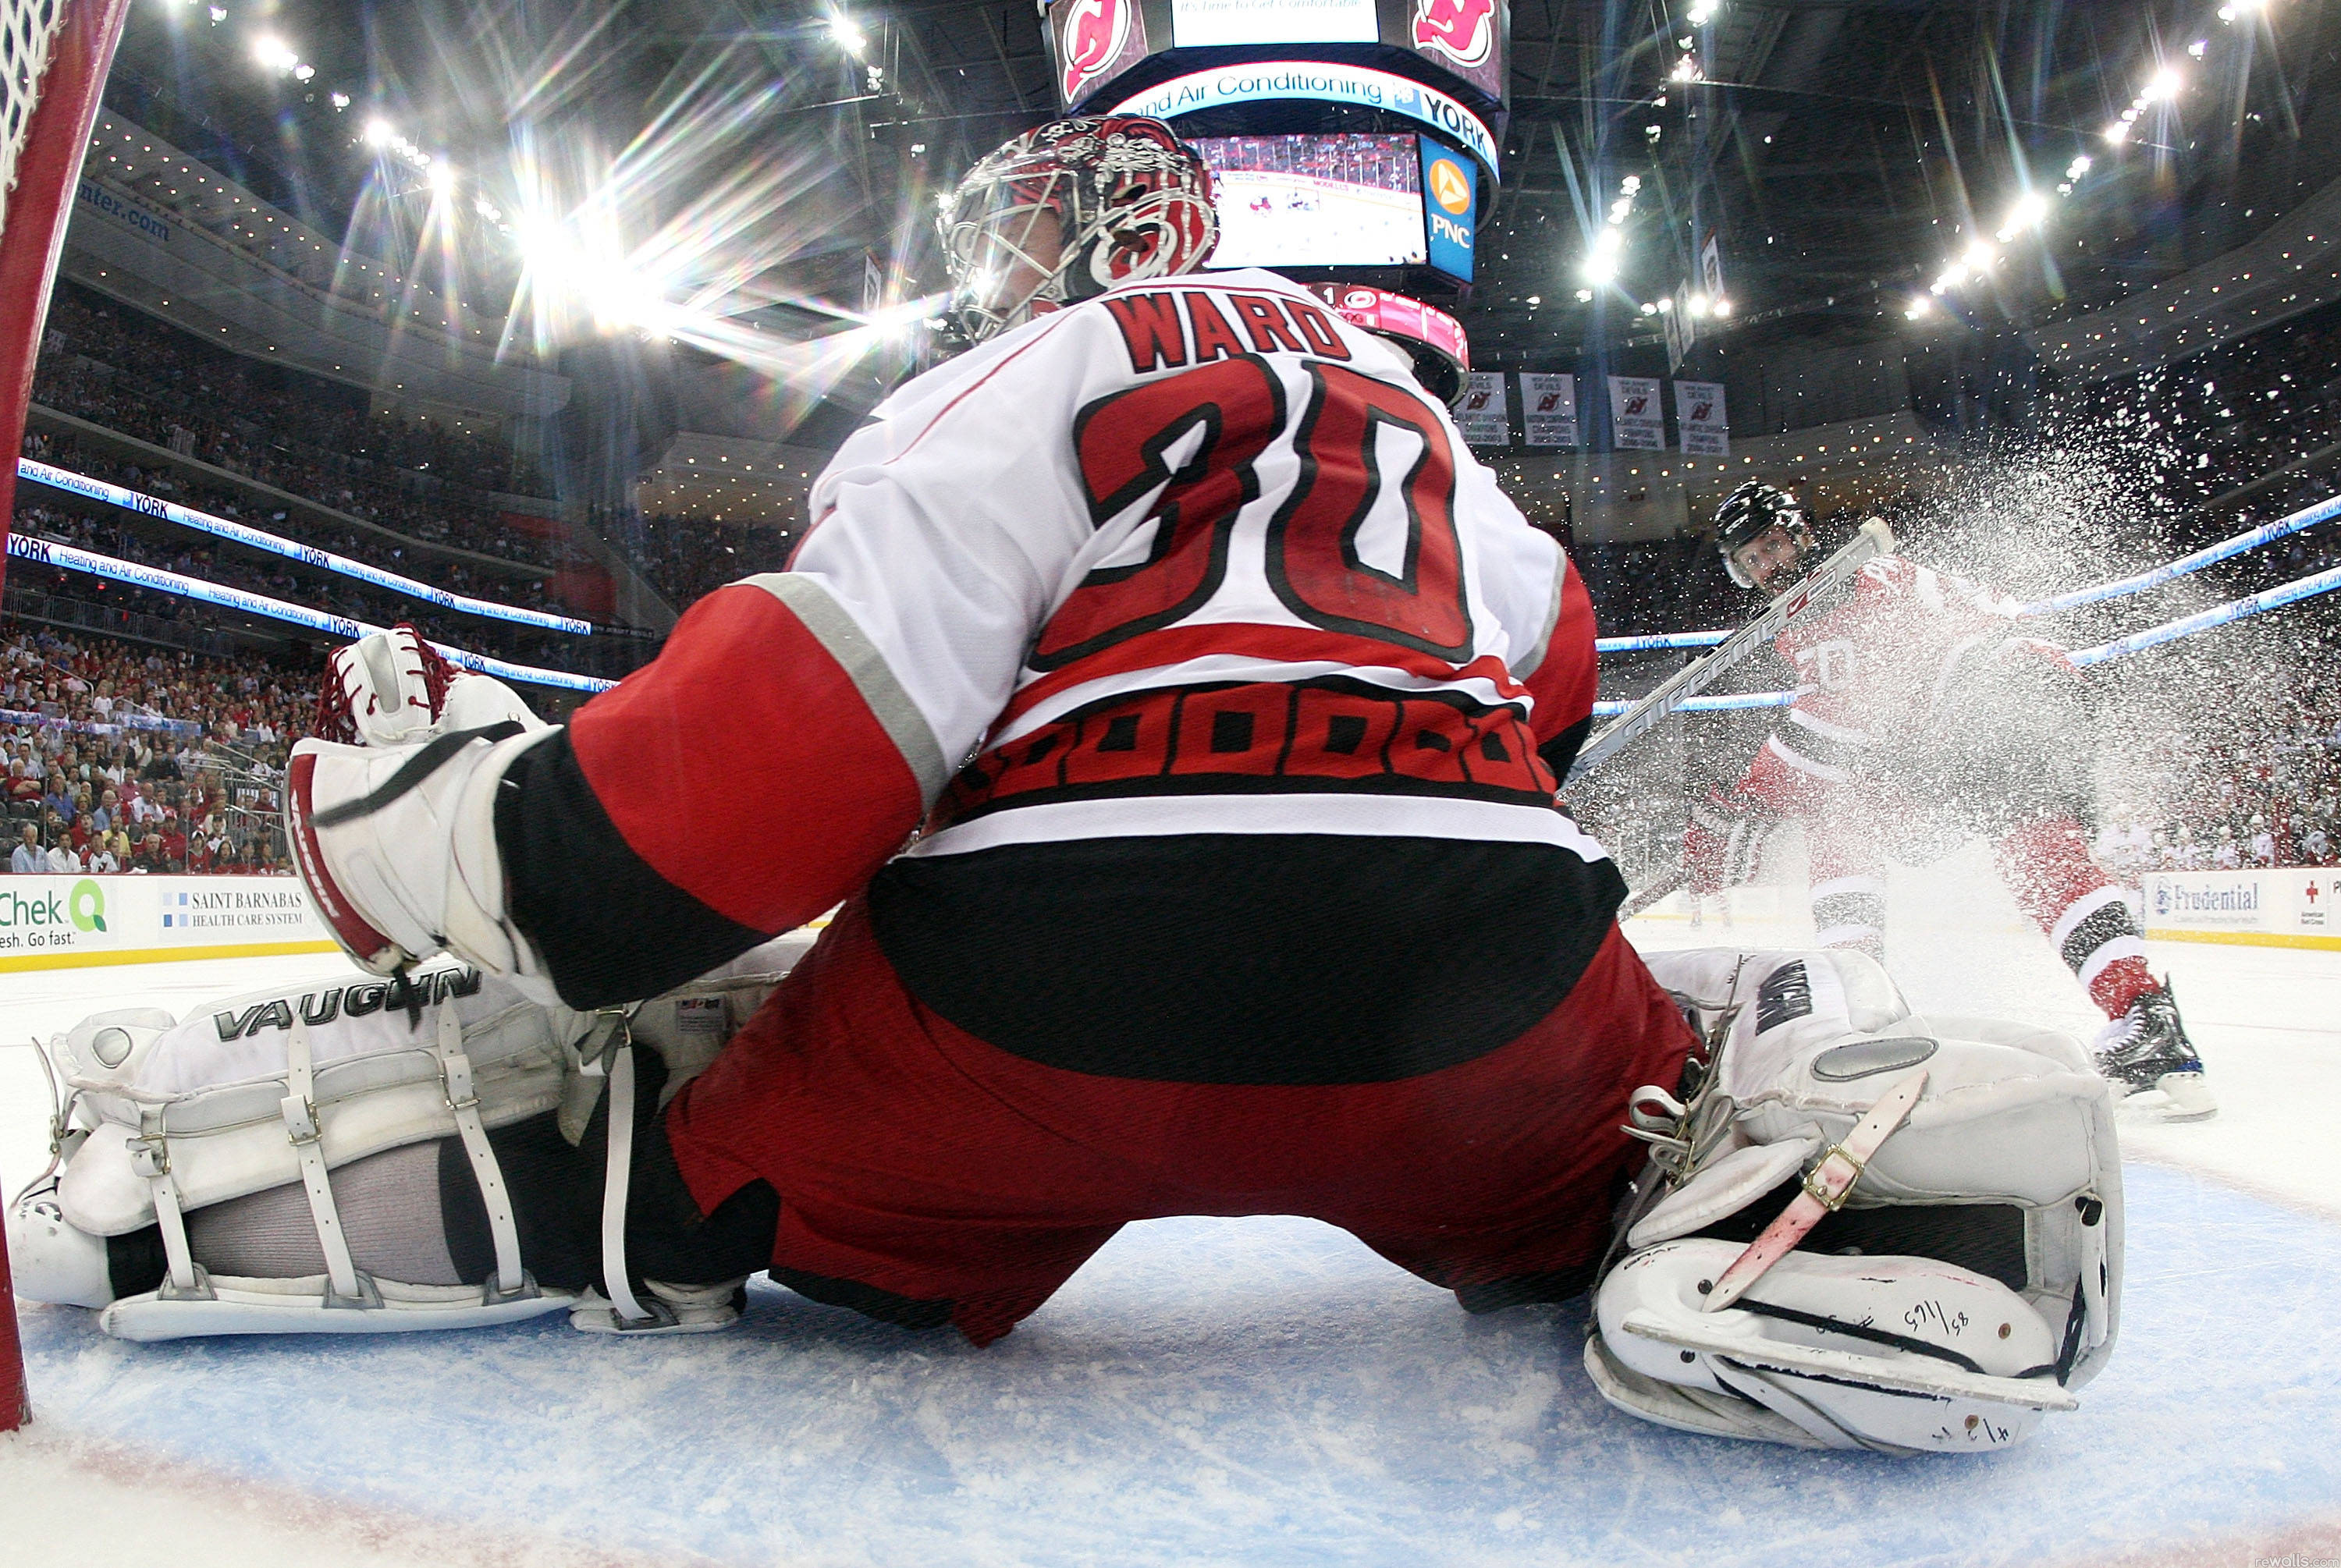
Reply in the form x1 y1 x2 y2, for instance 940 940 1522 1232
1617 868 1687 921
1565 518 1895 788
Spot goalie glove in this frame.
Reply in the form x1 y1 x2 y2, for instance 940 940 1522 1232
315 624 545 748
1683 786 1778 895
292 625 559 988
1588 947 2121 1455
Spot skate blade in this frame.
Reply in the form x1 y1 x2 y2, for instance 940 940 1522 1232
2113 1073 2218 1123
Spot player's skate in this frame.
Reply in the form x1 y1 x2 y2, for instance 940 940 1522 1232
7 1176 115 1309
2094 984 2216 1122
289 626 559 995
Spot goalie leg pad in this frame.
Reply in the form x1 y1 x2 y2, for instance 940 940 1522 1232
1597 947 2123 1453
1593 1238 2068 1455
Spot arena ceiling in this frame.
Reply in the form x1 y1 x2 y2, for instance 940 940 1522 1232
100 0 2341 391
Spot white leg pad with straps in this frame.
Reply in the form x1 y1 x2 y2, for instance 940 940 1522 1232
1591 947 2123 1453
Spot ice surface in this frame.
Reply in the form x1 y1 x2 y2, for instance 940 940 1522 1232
5 902 2340 1566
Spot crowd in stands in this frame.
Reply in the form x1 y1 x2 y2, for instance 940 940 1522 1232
20 428 572 615
6 494 616 676
30 286 581 569
625 513 796 609
2 619 306 874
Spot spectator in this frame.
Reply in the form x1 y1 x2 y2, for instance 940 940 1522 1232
10 821 40 872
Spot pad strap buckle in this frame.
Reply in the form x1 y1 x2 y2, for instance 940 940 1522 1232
1800 1143 1869 1212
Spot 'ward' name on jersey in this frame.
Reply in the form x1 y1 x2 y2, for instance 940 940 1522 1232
1099 286 1355 376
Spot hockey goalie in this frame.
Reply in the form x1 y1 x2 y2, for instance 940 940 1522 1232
8 116 2120 1454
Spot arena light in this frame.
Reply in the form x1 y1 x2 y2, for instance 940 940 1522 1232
2141 68 2184 101
329 91 350 110
250 34 297 73
2067 154 2092 179
2104 119 2132 144
1582 225 1623 286
1904 297 1933 320
364 118 395 148
1995 191 2050 243
1686 0 1718 23
428 161 456 197
1669 56 1701 83
827 11 868 57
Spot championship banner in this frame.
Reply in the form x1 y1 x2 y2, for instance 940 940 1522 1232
1519 372 1578 447
1454 371 1510 447
1675 379 1728 455
1607 375 1664 451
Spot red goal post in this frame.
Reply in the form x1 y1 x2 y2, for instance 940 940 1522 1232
0 0 136 1433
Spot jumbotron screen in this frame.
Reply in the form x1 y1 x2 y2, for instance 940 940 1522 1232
1193 133 1427 271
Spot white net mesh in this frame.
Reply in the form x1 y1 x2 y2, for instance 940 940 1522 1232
0 0 65 231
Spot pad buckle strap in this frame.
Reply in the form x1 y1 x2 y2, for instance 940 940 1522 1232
431 1002 531 1300
1800 1144 1868 1212
280 1094 322 1145
133 1112 205 1296
127 1133 169 1180
279 1014 370 1307
1702 1066 1931 1314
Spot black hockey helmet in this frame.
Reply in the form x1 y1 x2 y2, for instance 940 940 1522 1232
1713 482 1813 588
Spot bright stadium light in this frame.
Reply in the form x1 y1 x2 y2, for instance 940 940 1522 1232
2104 119 2132 145
364 118 395 147
2142 68 2184 101
250 34 297 73
1996 191 2050 242
428 160 456 196
1687 0 1719 23
828 11 868 56
1582 225 1623 286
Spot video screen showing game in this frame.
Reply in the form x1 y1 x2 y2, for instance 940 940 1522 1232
1192 133 1427 270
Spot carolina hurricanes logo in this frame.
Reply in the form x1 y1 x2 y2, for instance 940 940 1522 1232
1060 0 1131 101
1413 0 1496 69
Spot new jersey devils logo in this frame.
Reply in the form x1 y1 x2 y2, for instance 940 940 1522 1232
1060 0 1132 101
1413 0 1496 69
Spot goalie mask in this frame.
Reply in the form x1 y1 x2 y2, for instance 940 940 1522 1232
940 115 1218 345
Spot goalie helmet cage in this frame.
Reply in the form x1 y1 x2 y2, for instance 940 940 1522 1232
0 0 136 1433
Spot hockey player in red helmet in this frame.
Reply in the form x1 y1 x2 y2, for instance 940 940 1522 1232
11 119 2130 1457
1691 481 2215 1119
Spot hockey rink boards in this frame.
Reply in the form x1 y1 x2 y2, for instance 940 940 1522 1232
3 847 2339 1567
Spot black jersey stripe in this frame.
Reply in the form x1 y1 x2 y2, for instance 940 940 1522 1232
869 833 1625 1085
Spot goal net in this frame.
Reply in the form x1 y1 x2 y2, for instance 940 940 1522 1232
0 0 135 1433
